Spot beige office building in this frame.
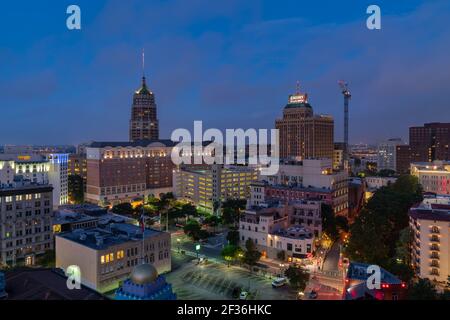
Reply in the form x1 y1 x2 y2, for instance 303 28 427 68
56 223 171 293
173 164 259 213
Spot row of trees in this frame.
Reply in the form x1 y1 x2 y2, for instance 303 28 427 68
345 175 423 282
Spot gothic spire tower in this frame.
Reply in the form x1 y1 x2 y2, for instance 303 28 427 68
129 50 159 141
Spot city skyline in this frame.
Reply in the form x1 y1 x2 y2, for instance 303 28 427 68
1 0 450 146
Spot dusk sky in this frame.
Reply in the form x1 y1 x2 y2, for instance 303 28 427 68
0 0 449 146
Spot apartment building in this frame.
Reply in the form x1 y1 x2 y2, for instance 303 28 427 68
409 196 450 284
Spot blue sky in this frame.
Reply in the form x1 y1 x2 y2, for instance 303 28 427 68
0 0 449 145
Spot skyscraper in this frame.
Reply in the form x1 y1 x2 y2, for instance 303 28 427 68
275 86 334 160
129 52 159 141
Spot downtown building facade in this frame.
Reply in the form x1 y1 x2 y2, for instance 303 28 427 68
0 166 53 266
85 140 175 206
259 158 348 216
56 221 171 293
275 90 334 160
239 201 316 263
0 154 68 209
411 161 450 195
410 123 450 163
173 164 259 213
409 195 450 284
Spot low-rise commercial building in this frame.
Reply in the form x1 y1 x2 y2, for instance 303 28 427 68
240 200 317 262
55 222 171 293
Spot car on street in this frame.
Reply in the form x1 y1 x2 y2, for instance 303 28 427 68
271 277 287 288
239 291 249 300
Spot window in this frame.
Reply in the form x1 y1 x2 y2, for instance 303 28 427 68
101 255 105 264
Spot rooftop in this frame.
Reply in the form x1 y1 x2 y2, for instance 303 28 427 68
56 223 164 251
271 225 313 240
3 268 106 300
346 262 402 284
88 139 176 149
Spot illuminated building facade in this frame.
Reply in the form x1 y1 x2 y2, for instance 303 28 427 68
409 196 450 284
275 89 334 160
173 164 259 213
0 181 53 266
239 204 315 262
260 159 348 216
0 154 68 209
410 123 450 162
55 223 171 293
129 76 159 141
85 140 174 206
411 161 450 195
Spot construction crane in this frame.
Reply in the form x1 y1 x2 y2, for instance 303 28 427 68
338 80 351 171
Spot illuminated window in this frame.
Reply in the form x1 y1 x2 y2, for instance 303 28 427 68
109 253 114 262
105 254 110 263
101 255 105 264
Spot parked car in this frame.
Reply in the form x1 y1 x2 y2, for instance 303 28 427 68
271 277 287 288
239 291 249 300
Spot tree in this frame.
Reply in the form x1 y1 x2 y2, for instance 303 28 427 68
396 227 413 265
346 175 422 268
408 279 438 300
111 202 134 216
284 265 310 291
226 229 240 246
221 245 242 266
204 215 220 228
222 207 239 225
243 239 261 268
183 219 209 240
321 204 338 240
68 174 84 204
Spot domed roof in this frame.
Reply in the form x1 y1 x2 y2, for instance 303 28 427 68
130 263 158 285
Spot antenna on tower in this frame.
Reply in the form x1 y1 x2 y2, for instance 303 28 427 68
296 80 300 94
142 49 145 78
